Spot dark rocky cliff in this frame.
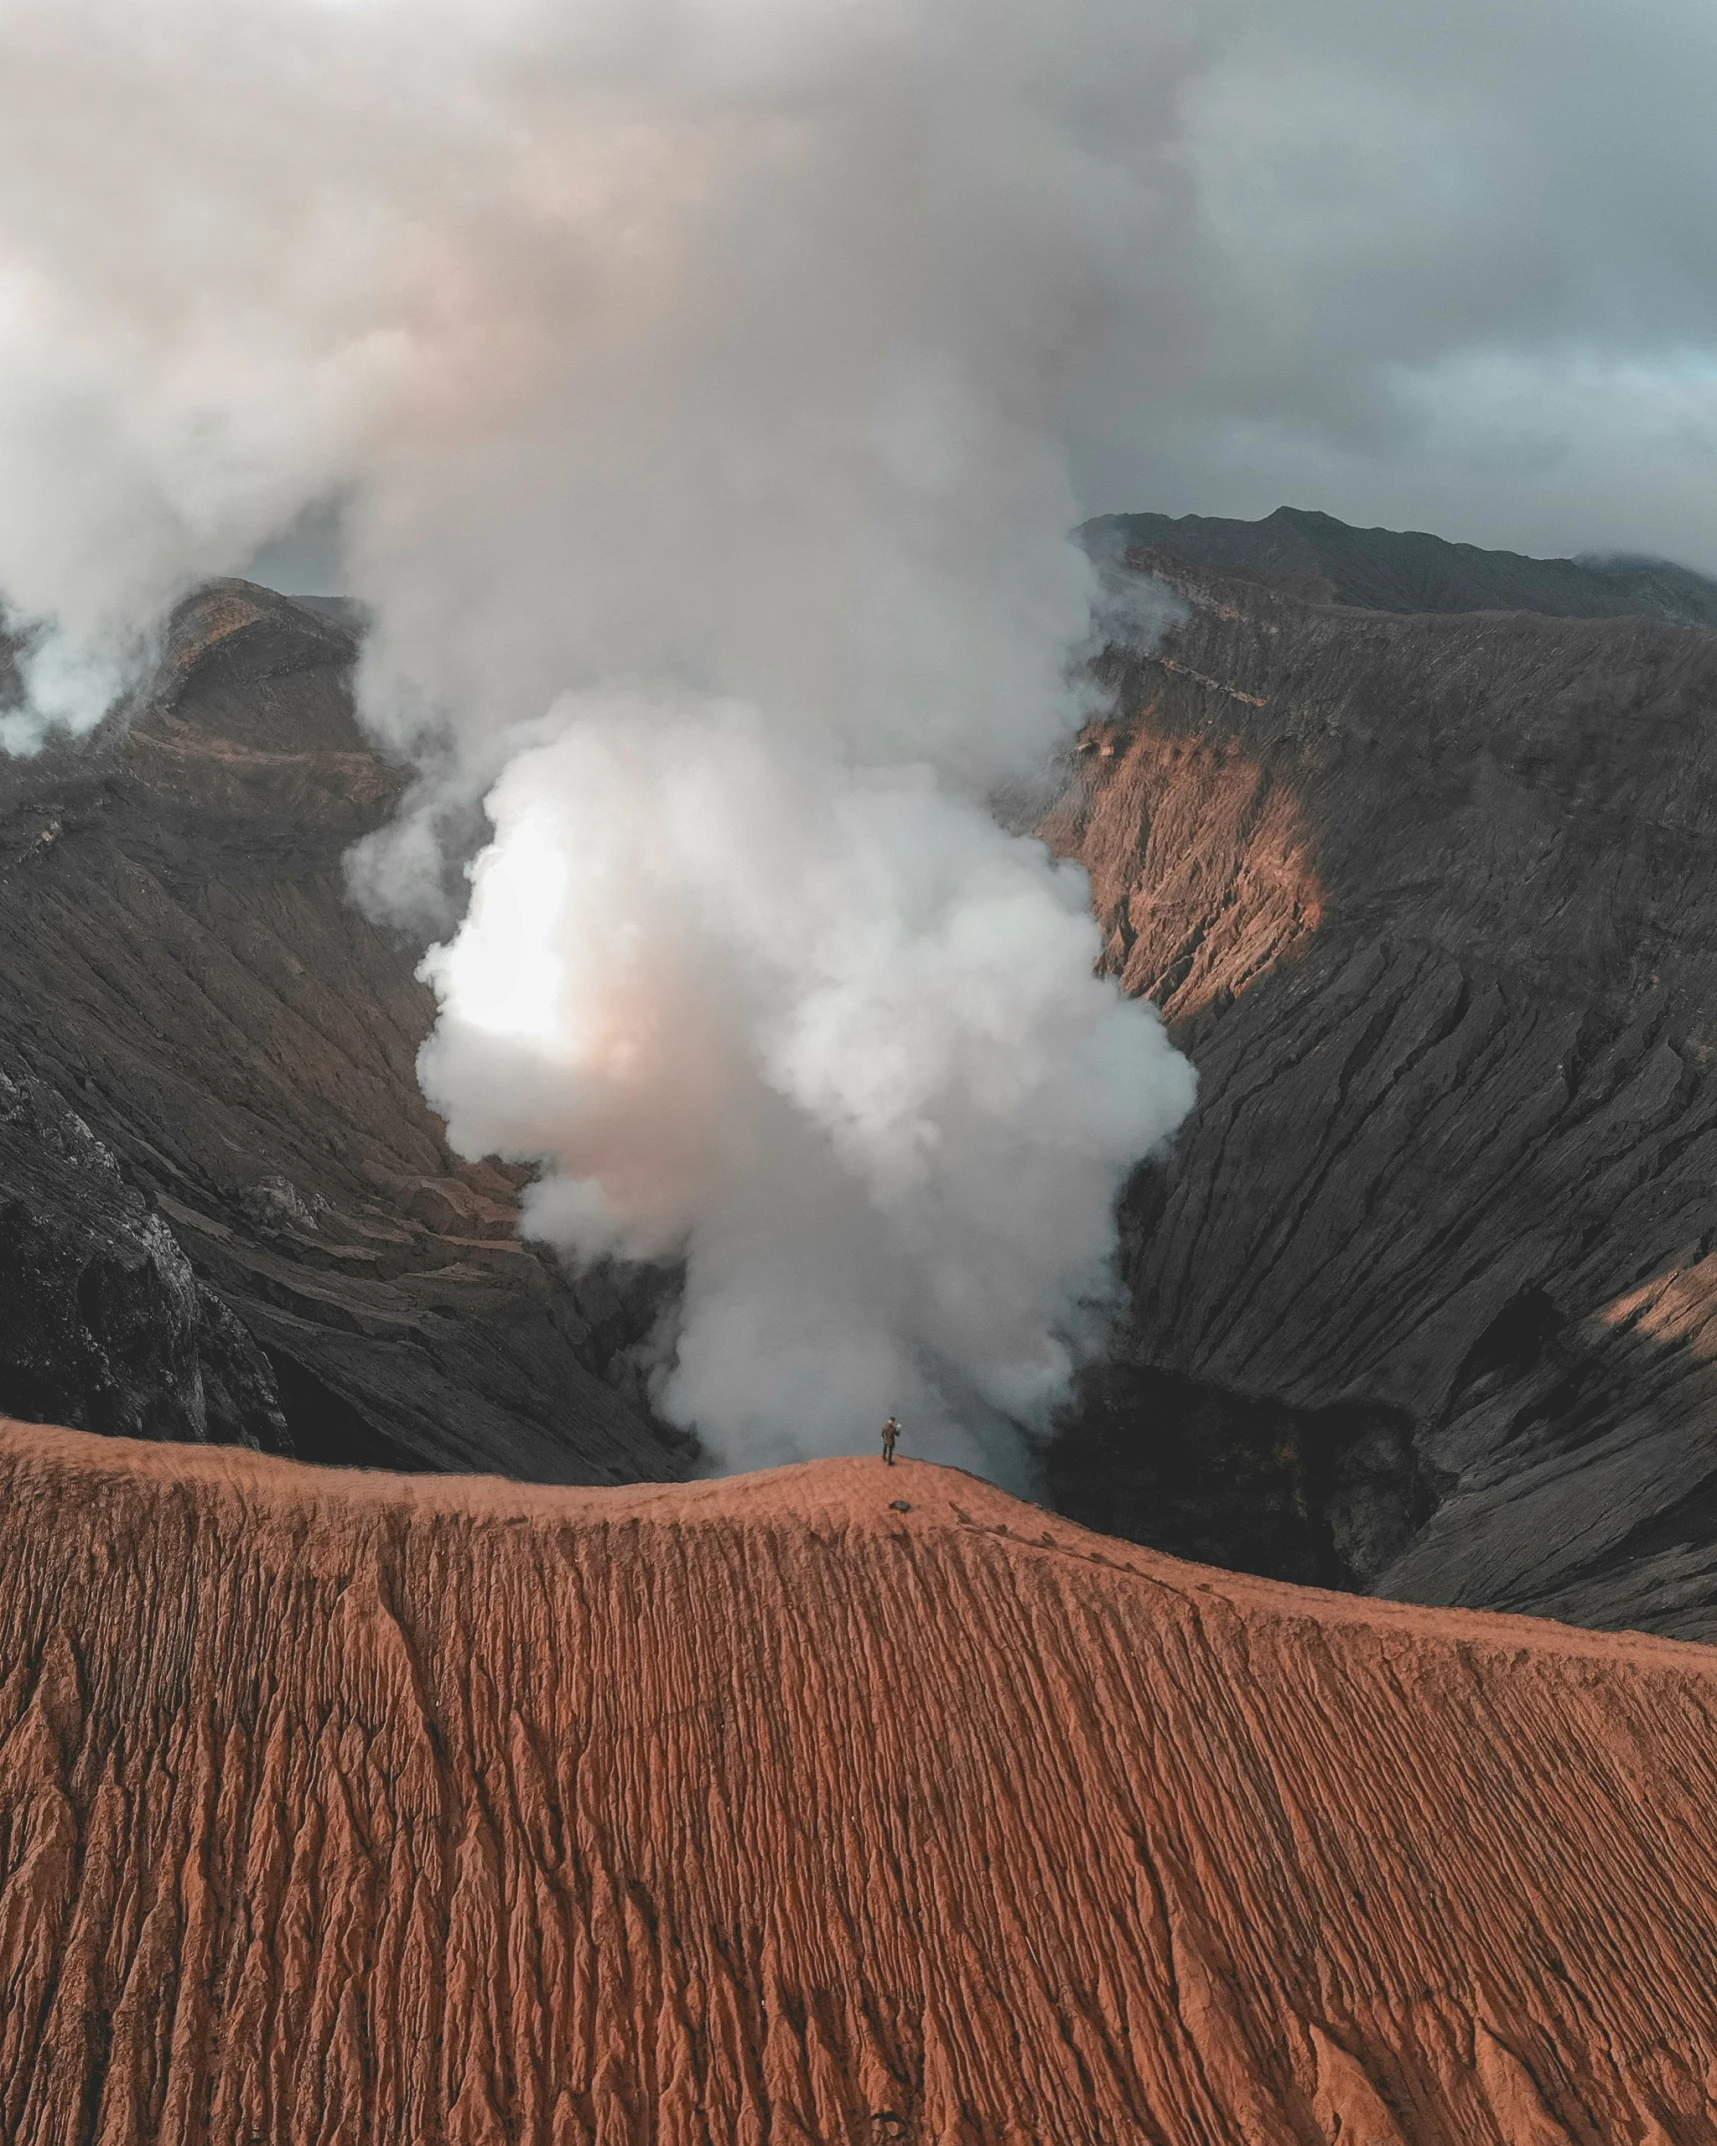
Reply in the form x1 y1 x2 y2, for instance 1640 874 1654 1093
0 1069 287 1449
0 582 687 1482
1048 515 1717 1638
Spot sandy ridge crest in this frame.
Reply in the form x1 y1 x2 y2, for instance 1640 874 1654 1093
0 1418 1713 2141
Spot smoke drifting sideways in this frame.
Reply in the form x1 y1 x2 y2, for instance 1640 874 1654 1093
0 0 1197 1478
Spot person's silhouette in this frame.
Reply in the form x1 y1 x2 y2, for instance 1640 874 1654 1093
881 1416 900 1466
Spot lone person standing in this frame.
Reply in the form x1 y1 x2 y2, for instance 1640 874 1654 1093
881 1415 901 1467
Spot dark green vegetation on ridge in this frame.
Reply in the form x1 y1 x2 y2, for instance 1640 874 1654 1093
1087 502 1717 626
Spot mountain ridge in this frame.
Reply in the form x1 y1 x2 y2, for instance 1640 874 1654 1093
0 578 687 1483
10 514 1717 1637
1083 502 1717 625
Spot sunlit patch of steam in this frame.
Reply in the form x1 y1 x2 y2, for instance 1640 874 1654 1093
419 694 1195 1472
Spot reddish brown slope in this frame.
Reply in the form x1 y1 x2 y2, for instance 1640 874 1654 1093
2 1421 1715 2144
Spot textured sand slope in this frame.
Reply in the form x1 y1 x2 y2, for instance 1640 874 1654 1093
1 1423 1715 2144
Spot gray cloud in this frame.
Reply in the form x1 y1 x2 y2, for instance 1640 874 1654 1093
1075 0 1717 569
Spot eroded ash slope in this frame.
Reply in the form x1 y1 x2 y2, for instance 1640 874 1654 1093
2 1421 1715 2144
0 581 687 1482
1050 513 1717 1637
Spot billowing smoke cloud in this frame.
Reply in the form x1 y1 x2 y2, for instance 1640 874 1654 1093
0 0 1196 1474
420 702 1190 1474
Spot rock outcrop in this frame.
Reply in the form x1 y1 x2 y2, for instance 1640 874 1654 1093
1049 513 1717 1638
0 581 687 1482
0 1070 287 1448
1 1418 1714 2144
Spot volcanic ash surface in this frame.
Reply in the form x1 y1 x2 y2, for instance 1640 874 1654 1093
0 1421 1712 2142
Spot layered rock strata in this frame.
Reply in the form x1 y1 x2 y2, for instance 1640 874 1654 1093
0 1070 286 1448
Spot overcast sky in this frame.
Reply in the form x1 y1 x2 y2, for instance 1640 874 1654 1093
10 0 1715 612
1064 0 1717 570
242 0 1717 589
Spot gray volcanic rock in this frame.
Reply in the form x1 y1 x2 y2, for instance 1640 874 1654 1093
0 580 688 1483
0 1068 288 1448
1048 523 1717 1639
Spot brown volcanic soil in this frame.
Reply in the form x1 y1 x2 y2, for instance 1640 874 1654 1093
4 1419 1717 2143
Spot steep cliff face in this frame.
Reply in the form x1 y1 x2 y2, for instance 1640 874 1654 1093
1 1419 1714 2145
1049 523 1717 1638
0 582 686 1482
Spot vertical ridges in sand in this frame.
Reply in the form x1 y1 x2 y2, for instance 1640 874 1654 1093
0 1424 1714 2142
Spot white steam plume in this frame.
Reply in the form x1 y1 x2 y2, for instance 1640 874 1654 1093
0 0 1197 1475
